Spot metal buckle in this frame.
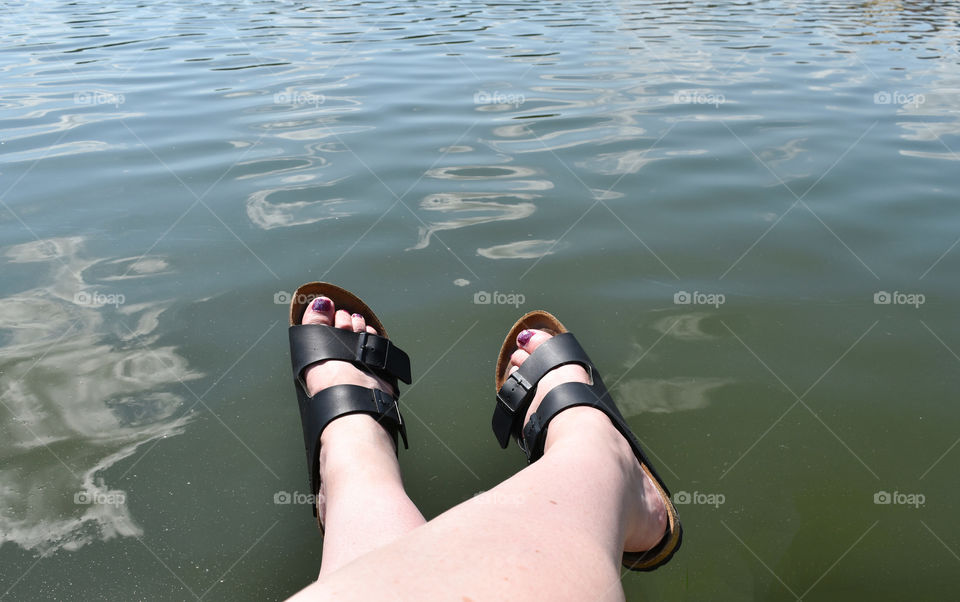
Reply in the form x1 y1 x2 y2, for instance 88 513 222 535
371 388 400 423
356 331 390 371
356 331 369 363
519 413 542 461
497 371 532 414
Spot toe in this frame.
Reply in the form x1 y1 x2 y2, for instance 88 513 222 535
365 325 377 334
516 329 553 354
302 296 334 326
509 348 530 370
334 309 353 329
351 312 366 333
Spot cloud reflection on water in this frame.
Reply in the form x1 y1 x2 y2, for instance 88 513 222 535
0 237 198 554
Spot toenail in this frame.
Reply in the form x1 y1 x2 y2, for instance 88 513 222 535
352 313 362 319
517 329 534 346
312 298 332 312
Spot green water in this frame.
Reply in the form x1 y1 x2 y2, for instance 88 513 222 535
2 1 959 599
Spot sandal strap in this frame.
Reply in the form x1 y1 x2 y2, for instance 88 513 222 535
492 333 592 448
299 384 408 512
524 380 681 571
289 324 412 385
520 379 668 492
521 380 611 461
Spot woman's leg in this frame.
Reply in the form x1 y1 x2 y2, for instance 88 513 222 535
289 329 667 601
299 296 426 575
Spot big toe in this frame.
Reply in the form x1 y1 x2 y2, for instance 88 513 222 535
302 296 335 326
515 328 553 355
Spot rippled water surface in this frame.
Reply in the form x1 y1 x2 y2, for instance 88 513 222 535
2 1 960 599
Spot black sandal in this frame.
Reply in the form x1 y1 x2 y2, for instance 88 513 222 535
287 282 412 531
492 310 683 571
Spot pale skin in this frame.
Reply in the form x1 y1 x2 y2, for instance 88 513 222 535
288 296 667 601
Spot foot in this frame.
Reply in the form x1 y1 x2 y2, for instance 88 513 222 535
301 296 396 400
505 329 668 554
300 296 400 522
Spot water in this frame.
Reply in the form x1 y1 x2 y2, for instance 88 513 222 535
1 0 959 599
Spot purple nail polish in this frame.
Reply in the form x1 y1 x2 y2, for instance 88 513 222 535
311 297 332 312
517 329 533 346
352 313 362 319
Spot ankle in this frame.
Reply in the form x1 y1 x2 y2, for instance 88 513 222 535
542 407 635 466
540 407 668 552
318 414 401 484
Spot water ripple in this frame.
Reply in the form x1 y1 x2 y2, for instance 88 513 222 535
0 237 199 555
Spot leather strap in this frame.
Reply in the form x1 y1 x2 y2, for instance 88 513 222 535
493 331 669 492
520 380 611 461
492 333 592 448
299 384 408 507
519 377 669 492
289 324 412 385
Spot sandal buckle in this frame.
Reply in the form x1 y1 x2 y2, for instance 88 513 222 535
356 331 391 371
371 388 392 414
371 388 408 450
497 371 532 414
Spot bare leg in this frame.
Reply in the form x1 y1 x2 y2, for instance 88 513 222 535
299 296 425 575
289 329 667 601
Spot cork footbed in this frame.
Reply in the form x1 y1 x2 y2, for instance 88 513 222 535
289 281 388 335
495 310 681 571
